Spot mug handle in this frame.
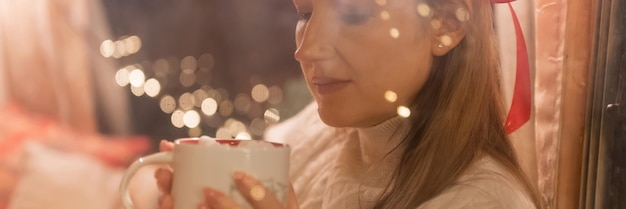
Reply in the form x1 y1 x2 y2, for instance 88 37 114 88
119 152 173 209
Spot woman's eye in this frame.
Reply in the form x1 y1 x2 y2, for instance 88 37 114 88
341 12 369 25
339 6 373 25
299 12 312 21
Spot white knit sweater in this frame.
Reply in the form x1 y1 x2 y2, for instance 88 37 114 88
266 103 536 209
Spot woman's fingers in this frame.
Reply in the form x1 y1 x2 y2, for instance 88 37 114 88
232 171 285 209
285 183 299 209
155 167 173 194
159 140 175 152
158 195 173 209
200 188 241 209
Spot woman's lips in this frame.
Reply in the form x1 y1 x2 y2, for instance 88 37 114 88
311 77 351 95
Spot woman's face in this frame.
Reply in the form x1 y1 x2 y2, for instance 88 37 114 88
293 0 435 127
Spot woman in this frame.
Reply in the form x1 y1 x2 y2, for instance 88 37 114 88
155 0 545 208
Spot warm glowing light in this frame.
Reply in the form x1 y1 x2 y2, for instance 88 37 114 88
188 127 202 137
251 84 270 103
153 59 170 74
171 110 185 128
235 132 252 140
198 53 216 71
207 89 224 104
390 28 400 39
456 7 470 22
384 90 398 103
178 92 195 111
226 119 247 137
193 89 209 107
441 35 452 46
380 11 391 20
124 36 142 54
249 118 267 136
181 56 198 71
397 106 411 118
268 86 284 105
100 40 114 57
183 110 201 128
375 0 387 6
264 108 280 124
201 98 218 116
115 68 130 86
219 100 234 117
160 95 177 114
216 127 232 138
144 78 161 97
234 94 252 114
417 3 431 17
113 40 126 58
179 70 196 87
128 69 145 87
131 84 145 96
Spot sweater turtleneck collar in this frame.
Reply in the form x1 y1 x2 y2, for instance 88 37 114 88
355 116 412 166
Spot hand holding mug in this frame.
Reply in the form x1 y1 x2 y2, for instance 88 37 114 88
120 138 293 209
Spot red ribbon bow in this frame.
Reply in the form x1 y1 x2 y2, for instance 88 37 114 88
492 0 531 134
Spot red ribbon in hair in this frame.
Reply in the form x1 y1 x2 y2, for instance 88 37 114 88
492 0 531 134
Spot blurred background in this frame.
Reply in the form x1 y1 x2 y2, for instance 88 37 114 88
0 0 623 209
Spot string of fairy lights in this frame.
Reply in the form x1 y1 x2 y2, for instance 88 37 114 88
100 36 282 139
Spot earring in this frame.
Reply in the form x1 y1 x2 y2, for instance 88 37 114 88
437 43 444 48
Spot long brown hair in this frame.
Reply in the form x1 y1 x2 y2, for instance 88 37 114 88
372 0 544 208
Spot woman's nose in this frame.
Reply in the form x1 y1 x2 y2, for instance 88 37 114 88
294 14 337 63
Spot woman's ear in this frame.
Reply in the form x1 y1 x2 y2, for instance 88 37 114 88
429 2 470 56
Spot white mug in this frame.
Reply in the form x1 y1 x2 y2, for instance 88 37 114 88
119 138 290 209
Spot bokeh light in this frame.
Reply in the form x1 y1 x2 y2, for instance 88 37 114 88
144 78 161 97
375 0 387 6
235 132 252 140
219 100 234 117
380 11 391 21
249 118 267 136
178 92 196 111
456 7 470 22
181 56 198 71
115 67 130 87
268 86 284 105
183 110 201 128
390 28 400 39
188 127 202 137
234 93 252 114
417 3 431 17
251 84 270 103
384 90 398 103
128 69 145 87
171 110 185 128
124 36 142 54
179 70 197 87
216 127 231 139
441 35 452 46
160 95 177 114
130 84 145 96
201 98 218 116
100 40 114 58
193 89 209 107
264 108 280 124
397 106 411 118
